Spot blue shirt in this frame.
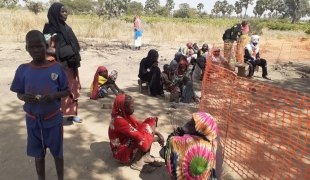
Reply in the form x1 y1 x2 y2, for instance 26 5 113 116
10 61 68 128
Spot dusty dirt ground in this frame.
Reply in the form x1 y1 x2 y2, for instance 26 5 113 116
0 37 309 180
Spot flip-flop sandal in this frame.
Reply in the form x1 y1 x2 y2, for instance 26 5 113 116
148 160 163 167
130 164 156 174
73 117 83 123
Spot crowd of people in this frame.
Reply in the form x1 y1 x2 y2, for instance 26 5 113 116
9 2 273 180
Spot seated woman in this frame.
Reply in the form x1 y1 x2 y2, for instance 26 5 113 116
90 66 122 100
160 112 222 180
138 49 163 96
211 47 229 68
170 58 192 103
108 94 165 173
170 52 182 73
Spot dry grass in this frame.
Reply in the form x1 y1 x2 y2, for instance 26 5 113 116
0 9 309 45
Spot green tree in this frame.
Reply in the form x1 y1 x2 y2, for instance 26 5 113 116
226 4 234 17
284 0 309 24
155 6 170 17
126 1 143 15
239 0 254 17
197 3 204 14
234 1 243 18
211 1 221 17
93 0 107 19
92 0 130 19
178 3 190 18
165 0 174 11
253 0 267 18
24 0 44 14
219 0 229 16
60 0 93 14
144 0 160 14
0 0 18 8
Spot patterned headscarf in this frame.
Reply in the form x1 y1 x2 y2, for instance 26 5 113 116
164 112 218 180
111 94 140 128
192 112 218 141
134 14 141 31
90 66 107 100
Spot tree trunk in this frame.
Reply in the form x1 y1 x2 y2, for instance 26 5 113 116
291 0 299 24
244 7 248 18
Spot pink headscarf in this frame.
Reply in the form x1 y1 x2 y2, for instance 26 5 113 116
134 14 141 31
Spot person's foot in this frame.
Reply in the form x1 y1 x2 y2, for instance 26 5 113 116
263 76 271 80
130 164 156 173
73 116 83 123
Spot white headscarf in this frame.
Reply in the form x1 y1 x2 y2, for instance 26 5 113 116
250 35 260 51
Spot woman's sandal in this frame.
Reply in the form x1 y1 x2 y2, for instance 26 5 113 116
73 117 83 123
130 164 156 173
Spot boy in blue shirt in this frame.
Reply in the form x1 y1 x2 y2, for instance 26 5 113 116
10 30 70 180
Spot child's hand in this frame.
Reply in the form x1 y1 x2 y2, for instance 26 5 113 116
23 92 36 103
40 93 56 103
118 89 125 94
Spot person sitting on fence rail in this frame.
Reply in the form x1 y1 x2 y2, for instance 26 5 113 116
211 47 229 68
244 35 271 80
159 112 222 180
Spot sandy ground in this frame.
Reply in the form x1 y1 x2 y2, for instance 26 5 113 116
0 38 309 180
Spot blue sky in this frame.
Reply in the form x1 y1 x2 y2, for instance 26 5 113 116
19 0 255 16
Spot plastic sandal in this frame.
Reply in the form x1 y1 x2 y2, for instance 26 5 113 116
73 117 83 123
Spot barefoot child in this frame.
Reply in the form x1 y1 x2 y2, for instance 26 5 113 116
10 30 70 180
161 64 172 91
90 66 122 100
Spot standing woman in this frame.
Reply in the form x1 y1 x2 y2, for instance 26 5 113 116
44 3 83 123
133 14 142 50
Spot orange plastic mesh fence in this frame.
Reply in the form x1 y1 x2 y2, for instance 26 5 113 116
199 49 310 179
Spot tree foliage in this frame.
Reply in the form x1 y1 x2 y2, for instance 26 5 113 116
126 1 143 15
144 0 160 14
239 0 254 17
23 0 45 15
234 1 243 17
60 0 93 14
173 3 197 18
165 0 174 11
92 0 130 19
0 0 18 8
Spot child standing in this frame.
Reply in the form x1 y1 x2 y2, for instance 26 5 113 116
90 66 122 100
10 30 70 180
161 64 172 92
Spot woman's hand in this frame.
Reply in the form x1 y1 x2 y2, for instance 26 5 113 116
147 68 151 72
155 132 165 147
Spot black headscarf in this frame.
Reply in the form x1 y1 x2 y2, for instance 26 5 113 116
43 2 81 68
138 49 159 80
